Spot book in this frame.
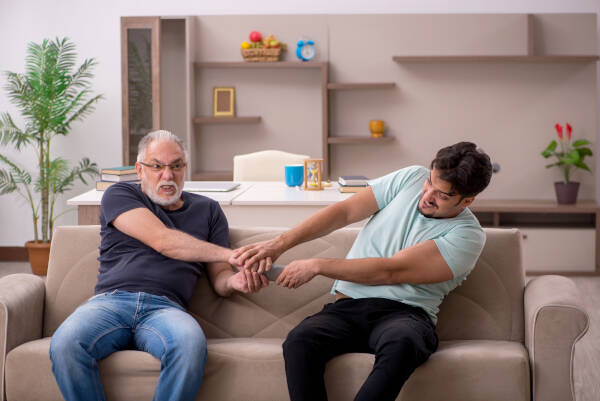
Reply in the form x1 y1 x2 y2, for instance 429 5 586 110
101 166 136 175
339 185 368 193
96 180 140 191
338 175 368 186
96 180 115 191
101 172 139 182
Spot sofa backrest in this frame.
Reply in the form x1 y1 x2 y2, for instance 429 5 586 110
43 225 524 342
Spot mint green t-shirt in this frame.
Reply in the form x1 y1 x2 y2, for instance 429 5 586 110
331 165 485 324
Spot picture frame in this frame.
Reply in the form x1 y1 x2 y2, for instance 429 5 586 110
213 87 235 117
304 158 323 191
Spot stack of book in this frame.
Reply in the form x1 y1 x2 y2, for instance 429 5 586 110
96 166 139 190
338 175 369 193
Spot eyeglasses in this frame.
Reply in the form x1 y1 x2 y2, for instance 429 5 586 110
139 161 187 173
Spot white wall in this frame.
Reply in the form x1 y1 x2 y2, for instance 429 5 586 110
0 0 599 246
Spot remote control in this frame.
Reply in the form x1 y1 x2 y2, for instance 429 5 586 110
264 264 285 281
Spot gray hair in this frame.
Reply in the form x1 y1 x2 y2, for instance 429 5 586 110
137 130 188 162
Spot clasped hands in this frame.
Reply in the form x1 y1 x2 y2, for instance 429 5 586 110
229 239 319 289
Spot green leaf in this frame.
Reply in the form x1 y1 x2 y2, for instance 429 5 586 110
0 113 34 151
51 157 99 194
574 161 591 172
559 150 581 165
543 140 557 153
0 169 18 195
569 149 582 162
0 154 32 185
545 162 560 168
573 139 590 147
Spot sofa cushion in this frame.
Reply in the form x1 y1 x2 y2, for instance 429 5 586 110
6 337 287 401
436 228 525 342
6 337 529 401
325 340 530 401
198 338 288 401
5 337 161 401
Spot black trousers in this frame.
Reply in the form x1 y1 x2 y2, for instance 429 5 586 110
282 297 438 401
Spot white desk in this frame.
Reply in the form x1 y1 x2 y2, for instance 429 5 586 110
67 182 253 206
225 181 362 227
67 182 360 227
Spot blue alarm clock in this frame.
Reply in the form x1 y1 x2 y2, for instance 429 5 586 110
296 39 316 62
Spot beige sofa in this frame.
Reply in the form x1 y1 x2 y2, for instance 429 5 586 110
0 225 589 401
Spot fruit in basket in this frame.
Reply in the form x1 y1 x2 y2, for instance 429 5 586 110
241 32 286 62
249 31 262 43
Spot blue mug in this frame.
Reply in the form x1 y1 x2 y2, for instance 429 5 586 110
284 164 304 187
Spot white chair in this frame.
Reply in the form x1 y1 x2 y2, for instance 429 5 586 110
233 150 310 181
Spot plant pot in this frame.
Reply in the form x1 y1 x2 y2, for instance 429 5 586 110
25 241 51 276
554 181 580 205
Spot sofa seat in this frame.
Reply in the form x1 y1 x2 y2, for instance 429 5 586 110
6 336 529 401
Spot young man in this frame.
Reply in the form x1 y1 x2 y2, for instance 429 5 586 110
50 130 268 401
231 142 493 401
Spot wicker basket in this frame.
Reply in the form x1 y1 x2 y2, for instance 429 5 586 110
241 48 282 62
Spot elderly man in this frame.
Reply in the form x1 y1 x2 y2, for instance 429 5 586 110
232 142 493 401
49 130 268 401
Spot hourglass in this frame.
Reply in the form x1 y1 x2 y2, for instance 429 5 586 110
304 159 323 191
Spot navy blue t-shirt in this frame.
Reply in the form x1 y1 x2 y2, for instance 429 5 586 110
95 182 229 308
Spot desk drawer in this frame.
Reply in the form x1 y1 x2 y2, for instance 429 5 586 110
520 228 595 272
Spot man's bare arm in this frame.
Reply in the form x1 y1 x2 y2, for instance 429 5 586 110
113 207 232 263
276 240 453 289
205 261 268 296
231 187 380 270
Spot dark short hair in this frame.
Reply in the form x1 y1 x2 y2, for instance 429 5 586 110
430 142 492 198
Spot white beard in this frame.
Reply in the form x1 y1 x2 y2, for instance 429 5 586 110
141 170 182 207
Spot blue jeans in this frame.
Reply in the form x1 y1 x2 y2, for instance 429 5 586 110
49 290 207 401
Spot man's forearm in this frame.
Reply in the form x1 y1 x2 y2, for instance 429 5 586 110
211 267 235 297
315 257 400 285
277 202 351 252
156 228 232 263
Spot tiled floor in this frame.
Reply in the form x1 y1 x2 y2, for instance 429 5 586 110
0 262 598 399
0 261 31 277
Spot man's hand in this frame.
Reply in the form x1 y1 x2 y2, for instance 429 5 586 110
227 269 269 294
230 238 283 273
275 259 319 289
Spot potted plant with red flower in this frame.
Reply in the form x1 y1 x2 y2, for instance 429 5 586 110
541 123 593 204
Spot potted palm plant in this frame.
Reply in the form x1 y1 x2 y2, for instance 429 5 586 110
0 37 102 275
541 123 593 204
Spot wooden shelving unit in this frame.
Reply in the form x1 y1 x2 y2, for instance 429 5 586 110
469 199 600 275
193 116 261 124
392 55 599 63
328 136 395 144
327 82 395 90
195 61 327 69
194 60 328 180
471 199 598 214
392 14 598 65
327 81 396 172
192 116 262 178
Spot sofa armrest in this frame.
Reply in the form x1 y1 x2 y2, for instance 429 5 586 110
524 275 588 401
0 273 45 401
